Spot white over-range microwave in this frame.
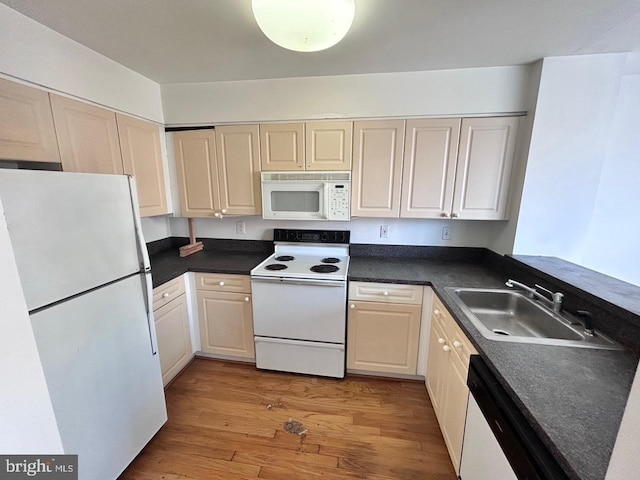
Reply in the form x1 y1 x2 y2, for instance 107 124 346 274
261 172 351 221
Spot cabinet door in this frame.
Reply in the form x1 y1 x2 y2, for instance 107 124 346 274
441 348 471 474
426 317 448 415
452 117 519 220
116 113 168 217
259 123 304 171
197 290 255 359
351 120 405 217
347 301 421 375
400 118 461 219
50 94 123 175
305 121 352 171
154 294 192 386
173 129 219 217
214 125 261 215
0 78 59 162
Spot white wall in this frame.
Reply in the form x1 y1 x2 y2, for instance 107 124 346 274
161 65 530 125
512 53 640 285
141 216 171 243
0 199 63 453
0 3 163 123
580 68 640 285
170 216 493 247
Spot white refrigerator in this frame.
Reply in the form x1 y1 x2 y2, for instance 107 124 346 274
0 169 167 479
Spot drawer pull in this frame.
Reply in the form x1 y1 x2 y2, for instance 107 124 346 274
219 281 225 287
382 291 389 296
453 340 463 349
443 345 451 352
438 338 446 344
162 292 169 298
434 309 441 316
350 304 356 309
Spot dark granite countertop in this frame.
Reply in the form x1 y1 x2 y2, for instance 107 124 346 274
149 241 638 480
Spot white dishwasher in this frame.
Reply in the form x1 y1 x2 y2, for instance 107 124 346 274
460 356 569 480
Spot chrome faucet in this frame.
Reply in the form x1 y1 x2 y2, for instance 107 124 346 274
505 279 564 313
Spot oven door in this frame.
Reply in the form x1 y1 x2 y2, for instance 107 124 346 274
251 276 346 343
261 181 328 220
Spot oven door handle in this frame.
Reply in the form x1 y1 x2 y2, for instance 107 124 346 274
251 276 345 288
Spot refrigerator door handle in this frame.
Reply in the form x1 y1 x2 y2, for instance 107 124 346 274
142 272 158 355
127 176 151 272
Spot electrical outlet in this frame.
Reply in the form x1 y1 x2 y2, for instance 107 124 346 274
236 221 246 234
442 226 451 240
380 225 389 238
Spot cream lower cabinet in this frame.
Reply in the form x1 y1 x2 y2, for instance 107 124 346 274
426 295 477 474
195 273 255 359
347 282 423 375
153 276 192 386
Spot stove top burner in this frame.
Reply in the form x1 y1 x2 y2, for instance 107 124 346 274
275 255 295 262
310 264 339 273
265 264 288 271
322 257 341 264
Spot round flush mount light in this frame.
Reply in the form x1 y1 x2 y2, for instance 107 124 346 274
252 0 356 52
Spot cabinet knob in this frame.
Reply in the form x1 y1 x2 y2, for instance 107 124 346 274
451 213 459 218
438 338 446 344
434 309 441 316
162 292 169 298
382 291 389 296
443 345 451 352
244 296 250 302
219 281 225 287
214 212 221 218
350 304 356 309
453 340 463 349
221 209 227 214
440 212 449 218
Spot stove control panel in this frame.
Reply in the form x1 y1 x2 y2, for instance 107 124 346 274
274 229 350 244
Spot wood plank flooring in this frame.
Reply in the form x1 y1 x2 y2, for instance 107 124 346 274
119 359 456 480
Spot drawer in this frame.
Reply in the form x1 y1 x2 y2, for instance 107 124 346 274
153 276 186 311
432 295 476 368
349 281 423 305
195 273 251 293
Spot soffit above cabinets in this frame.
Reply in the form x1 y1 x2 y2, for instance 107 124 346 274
2 0 640 83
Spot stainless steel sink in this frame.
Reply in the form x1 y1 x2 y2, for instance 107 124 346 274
445 287 621 350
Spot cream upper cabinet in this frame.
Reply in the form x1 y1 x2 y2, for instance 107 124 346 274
0 78 60 163
259 123 304 171
173 129 218 217
215 125 262 215
116 113 168 217
50 94 123 175
305 121 352 171
351 120 405 217
401 118 461 219
452 117 519 220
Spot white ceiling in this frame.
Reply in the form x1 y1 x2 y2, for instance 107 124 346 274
2 0 640 84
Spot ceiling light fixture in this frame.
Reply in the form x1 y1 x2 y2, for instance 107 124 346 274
252 0 356 53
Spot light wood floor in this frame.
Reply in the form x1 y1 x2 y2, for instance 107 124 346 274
119 359 456 480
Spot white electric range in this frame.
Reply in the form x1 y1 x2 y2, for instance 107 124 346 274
250 229 350 378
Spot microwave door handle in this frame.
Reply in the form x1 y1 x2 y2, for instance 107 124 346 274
323 183 330 220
